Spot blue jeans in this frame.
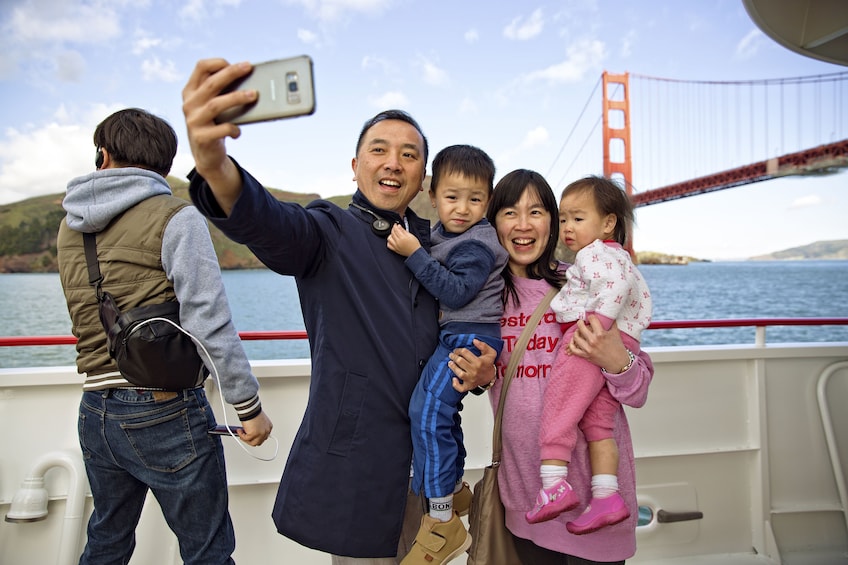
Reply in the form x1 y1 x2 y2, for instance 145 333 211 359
409 332 504 499
77 387 235 565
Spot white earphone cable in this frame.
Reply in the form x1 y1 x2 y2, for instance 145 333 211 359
130 318 279 462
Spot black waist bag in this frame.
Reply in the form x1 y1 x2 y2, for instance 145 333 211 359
84 232 205 390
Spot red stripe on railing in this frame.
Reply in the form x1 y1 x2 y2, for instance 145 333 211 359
647 318 848 329
0 330 309 347
238 331 309 341
1 321 846 347
0 335 80 346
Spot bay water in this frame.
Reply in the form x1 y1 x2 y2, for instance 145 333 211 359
1 260 847 369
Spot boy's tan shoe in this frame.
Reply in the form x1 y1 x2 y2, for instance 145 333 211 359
400 513 471 565
452 482 472 517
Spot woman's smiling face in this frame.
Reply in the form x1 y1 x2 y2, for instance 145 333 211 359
494 185 552 278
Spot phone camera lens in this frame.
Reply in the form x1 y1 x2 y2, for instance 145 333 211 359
286 72 299 92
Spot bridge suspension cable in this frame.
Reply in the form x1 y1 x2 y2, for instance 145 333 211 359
628 71 848 197
545 70 848 207
545 75 602 188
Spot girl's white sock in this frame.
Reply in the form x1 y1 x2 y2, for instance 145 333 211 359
591 474 619 499
540 464 568 490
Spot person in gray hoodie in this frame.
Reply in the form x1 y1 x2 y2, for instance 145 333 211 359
56 107 272 565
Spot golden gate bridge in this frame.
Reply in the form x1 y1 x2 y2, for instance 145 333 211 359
547 70 848 209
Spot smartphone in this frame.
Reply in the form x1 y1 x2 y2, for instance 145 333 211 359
208 425 244 436
215 55 316 125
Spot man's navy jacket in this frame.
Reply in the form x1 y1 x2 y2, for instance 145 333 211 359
191 164 440 557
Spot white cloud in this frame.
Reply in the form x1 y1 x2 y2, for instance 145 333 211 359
141 57 181 82
0 49 17 79
0 104 123 205
179 0 243 21
419 57 449 87
9 1 121 44
458 97 478 115
54 50 86 82
361 55 393 73
179 0 207 20
298 28 320 45
171 150 198 182
465 28 479 43
368 90 409 110
285 0 397 22
736 28 765 60
620 29 636 58
504 8 544 41
790 195 822 208
132 34 163 55
521 126 549 149
526 38 605 83
496 126 550 170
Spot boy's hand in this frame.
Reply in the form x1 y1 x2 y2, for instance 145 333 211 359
387 223 421 257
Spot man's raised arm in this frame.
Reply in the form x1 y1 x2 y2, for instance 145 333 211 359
182 58 258 215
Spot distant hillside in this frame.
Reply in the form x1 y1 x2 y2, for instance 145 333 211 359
2 179 844 272
749 239 848 261
636 251 705 265
0 177 328 273
0 177 440 273
634 241 848 265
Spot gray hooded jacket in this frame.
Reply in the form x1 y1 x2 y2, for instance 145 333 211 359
61 167 261 418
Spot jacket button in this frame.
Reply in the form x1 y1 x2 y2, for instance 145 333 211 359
418 360 425 368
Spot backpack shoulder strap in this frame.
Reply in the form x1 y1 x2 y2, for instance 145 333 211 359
82 232 103 297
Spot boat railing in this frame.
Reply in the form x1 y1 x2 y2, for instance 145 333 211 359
1 318 847 564
1 317 847 348
816 360 848 540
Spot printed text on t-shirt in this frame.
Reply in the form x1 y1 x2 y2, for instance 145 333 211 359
499 311 560 379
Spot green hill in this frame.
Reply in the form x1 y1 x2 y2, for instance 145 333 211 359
0 192 67 272
749 239 848 260
0 177 323 272
0 177 438 273
4 178 843 273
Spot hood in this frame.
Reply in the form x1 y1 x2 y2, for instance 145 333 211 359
63 167 172 233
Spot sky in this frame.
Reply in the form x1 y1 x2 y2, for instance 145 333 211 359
1 0 846 261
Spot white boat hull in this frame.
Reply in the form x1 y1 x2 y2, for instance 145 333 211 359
2 344 847 564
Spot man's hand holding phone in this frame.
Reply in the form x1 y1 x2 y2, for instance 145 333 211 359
214 55 316 125
182 58 253 212
182 56 315 215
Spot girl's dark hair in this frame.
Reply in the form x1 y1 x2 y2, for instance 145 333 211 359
561 175 634 246
355 109 429 164
93 108 177 177
487 169 563 307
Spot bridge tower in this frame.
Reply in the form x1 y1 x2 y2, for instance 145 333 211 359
602 71 635 254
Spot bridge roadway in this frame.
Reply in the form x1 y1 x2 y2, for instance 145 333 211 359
632 138 848 207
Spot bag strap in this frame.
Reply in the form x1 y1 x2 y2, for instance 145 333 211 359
82 232 104 299
492 287 558 464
